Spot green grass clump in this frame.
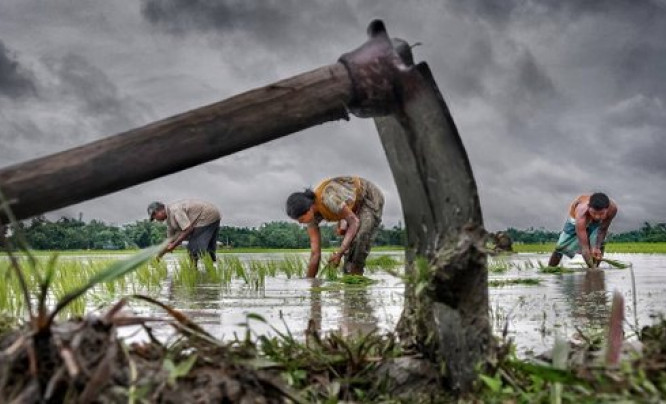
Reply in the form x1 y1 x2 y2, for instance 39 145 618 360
0 252 173 318
539 266 576 274
488 258 512 273
488 258 547 272
488 278 541 287
599 258 630 269
310 274 377 292
281 255 306 279
319 260 339 281
339 275 377 286
364 255 402 270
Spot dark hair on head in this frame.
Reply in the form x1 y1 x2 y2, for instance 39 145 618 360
147 201 165 215
589 192 610 210
286 189 315 219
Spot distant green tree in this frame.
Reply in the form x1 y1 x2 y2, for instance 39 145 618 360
123 220 165 248
505 227 559 244
374 223 406 246
218 226 258 248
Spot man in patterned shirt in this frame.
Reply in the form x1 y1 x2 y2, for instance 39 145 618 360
286 176 384 277
147 199 221 263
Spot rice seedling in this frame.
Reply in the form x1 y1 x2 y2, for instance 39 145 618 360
133 258 168 290
264 260 279 277
600 258 631 269
539 266 577 274
218 256 235 285
340 274 377 286
488 278 541 287
310 274 378 292
364 255 402 271
282 254 306 278
250 259 266 276
318 257 339 281
236 259 266 291
172 256 199 290
1 255 130 318
488 258 512 273
225 256 248 283
522 258 539 269
201 255 223 284
248 259 267 281
0 194 165 326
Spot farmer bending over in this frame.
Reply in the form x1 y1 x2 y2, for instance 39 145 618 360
286 176 384 277
548 192 618 268
148 199 221 263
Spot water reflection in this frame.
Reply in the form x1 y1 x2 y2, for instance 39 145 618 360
309 279 323 333
561 269 609 331
339 287 379 337
125 252 666 358
308 279 379 338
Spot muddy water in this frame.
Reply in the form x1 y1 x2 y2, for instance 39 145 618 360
116 252 666 356
492 253 666 355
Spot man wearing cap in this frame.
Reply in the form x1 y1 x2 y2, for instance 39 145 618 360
147 199 221 263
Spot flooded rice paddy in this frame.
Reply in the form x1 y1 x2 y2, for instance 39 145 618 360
3 251 666 357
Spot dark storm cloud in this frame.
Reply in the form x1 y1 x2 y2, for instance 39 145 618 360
448 0 666 102
0 51 151 166
48 53 147 133
513 49 556 102
140 0 359 47
613 41 666 99
606 95 666 128
54 54 125 116
141 0 290 36
610 97 666 176
499 46 563 136
0 40 36 99
622 136 666 174
448 0 664 26
445 36 496 98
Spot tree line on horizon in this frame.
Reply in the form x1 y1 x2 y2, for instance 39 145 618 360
3 216 406 250
2 216 665 250
504 222 666 244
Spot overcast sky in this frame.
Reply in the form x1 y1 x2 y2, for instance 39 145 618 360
1 0 665 232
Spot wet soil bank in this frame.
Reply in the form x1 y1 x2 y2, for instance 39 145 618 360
2 312 666 403
0 309 446 403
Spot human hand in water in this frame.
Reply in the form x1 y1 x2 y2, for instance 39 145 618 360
581 247 595 268
328 251 342 267
592 248 603 261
